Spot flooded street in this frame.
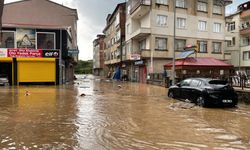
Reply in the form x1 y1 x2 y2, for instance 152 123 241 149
1 75 250 149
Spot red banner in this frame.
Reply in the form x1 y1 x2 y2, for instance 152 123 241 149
7 49 43 58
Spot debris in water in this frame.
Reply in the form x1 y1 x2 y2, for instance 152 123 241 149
80 93 86 97
118 85 122 88
25 91 30 96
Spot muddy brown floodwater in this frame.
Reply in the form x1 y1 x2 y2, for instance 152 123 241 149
0 75 250 149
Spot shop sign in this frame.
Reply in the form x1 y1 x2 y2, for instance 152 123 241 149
135 60 144 65
130 54 141 60
7 48 42 58
0 49 7 58
42 50 59 58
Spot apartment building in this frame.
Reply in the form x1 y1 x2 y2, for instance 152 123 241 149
125 0 232 83
93 34 106 76
226 1 250 76
103 3 126 78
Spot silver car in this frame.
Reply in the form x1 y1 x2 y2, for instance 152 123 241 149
0 75 9 86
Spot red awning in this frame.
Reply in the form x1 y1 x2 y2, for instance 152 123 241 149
164 57 233 69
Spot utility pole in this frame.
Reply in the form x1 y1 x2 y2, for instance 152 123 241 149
172 0 176 85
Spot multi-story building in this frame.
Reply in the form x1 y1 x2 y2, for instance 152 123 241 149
93 34 106 76
125 0 232 83
226 1 250 75
103 3 126 78
0 0 78 85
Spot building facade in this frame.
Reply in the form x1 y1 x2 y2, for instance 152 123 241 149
226 1 250 76
93 34 106 76
125 0 232 83
102 3 126 79
0 0 78 85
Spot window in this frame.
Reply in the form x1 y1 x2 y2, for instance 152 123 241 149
177 18 186 29
197 41 207 53
181 79 191 86
243 51 250 60
175 39 186 51
227 22 235 31
127 5 131 15
37 32 55 49
213 42 221 53
213 23 221 33
198 20 207 31
127 24 131 34
213 5 222 14
156 15 167 27
227 37 235 46
197 2 207 12
0 31 15 48
243 36 250 46
116 31 121 42
156 0 168 5
190 80 201 87
139 39 146 50
176 0 186 8
115 13 120 26
155 38 167 50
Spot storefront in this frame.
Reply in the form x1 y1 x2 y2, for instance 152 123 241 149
0 48 59 85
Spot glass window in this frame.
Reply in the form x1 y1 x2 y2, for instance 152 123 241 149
197 41 207 53
190 80 201 87
213 23 221 33
197 2 207 12
243 51 250 60
177 18 186 29
156 15 167 27
213 5 222 14
37 32 55 49
156 0 168 5
198 20 207 31
176 0 186 8
213 42 221 53
175 39 186 51
139 39 146 50
242 37 250 46
115 13 120 26
0 31 15 48
181 79 191 86
127 24 131 34
227 22 235 31
155 37 167 50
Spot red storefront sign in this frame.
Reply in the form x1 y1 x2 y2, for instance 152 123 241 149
7 49 43 58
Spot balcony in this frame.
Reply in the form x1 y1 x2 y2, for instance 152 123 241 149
131 27 151 40
241 9 250 19
130 0 151 19
240 23 250 35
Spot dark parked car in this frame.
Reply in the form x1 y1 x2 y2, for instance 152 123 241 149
168 78 238 107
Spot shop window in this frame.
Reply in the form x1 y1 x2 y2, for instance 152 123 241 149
37 32 55 49
0 31 15 48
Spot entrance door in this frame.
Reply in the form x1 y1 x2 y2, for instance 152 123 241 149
139 66 147 83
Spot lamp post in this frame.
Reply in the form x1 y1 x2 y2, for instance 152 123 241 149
172 0 176 85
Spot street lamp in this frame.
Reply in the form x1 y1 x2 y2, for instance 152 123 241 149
172 0 176 85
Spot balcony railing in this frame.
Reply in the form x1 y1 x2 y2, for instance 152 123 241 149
130 0 151 15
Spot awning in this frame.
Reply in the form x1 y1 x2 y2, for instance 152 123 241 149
164 57 234 69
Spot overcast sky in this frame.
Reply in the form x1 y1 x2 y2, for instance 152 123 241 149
4 0 249 60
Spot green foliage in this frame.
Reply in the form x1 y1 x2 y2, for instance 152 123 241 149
74 60 93 74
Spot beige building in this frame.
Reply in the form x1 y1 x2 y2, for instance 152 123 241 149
226 1 250 76
125 0 232 83
103 3 126 77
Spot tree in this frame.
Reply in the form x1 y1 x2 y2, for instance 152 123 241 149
0 0 4 30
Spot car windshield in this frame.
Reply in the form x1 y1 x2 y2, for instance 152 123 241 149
208 80 228 85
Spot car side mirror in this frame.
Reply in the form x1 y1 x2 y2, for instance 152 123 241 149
176 83 181 87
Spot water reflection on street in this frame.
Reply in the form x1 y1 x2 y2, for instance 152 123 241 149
0 75 250 149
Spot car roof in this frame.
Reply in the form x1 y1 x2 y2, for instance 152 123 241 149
185 78 216 83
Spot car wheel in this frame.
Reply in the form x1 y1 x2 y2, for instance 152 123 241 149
197 96 206 107
168 91 174 98
4 83 9 86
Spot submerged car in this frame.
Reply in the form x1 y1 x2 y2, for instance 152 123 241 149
168 78 238 107
0 75 9 86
